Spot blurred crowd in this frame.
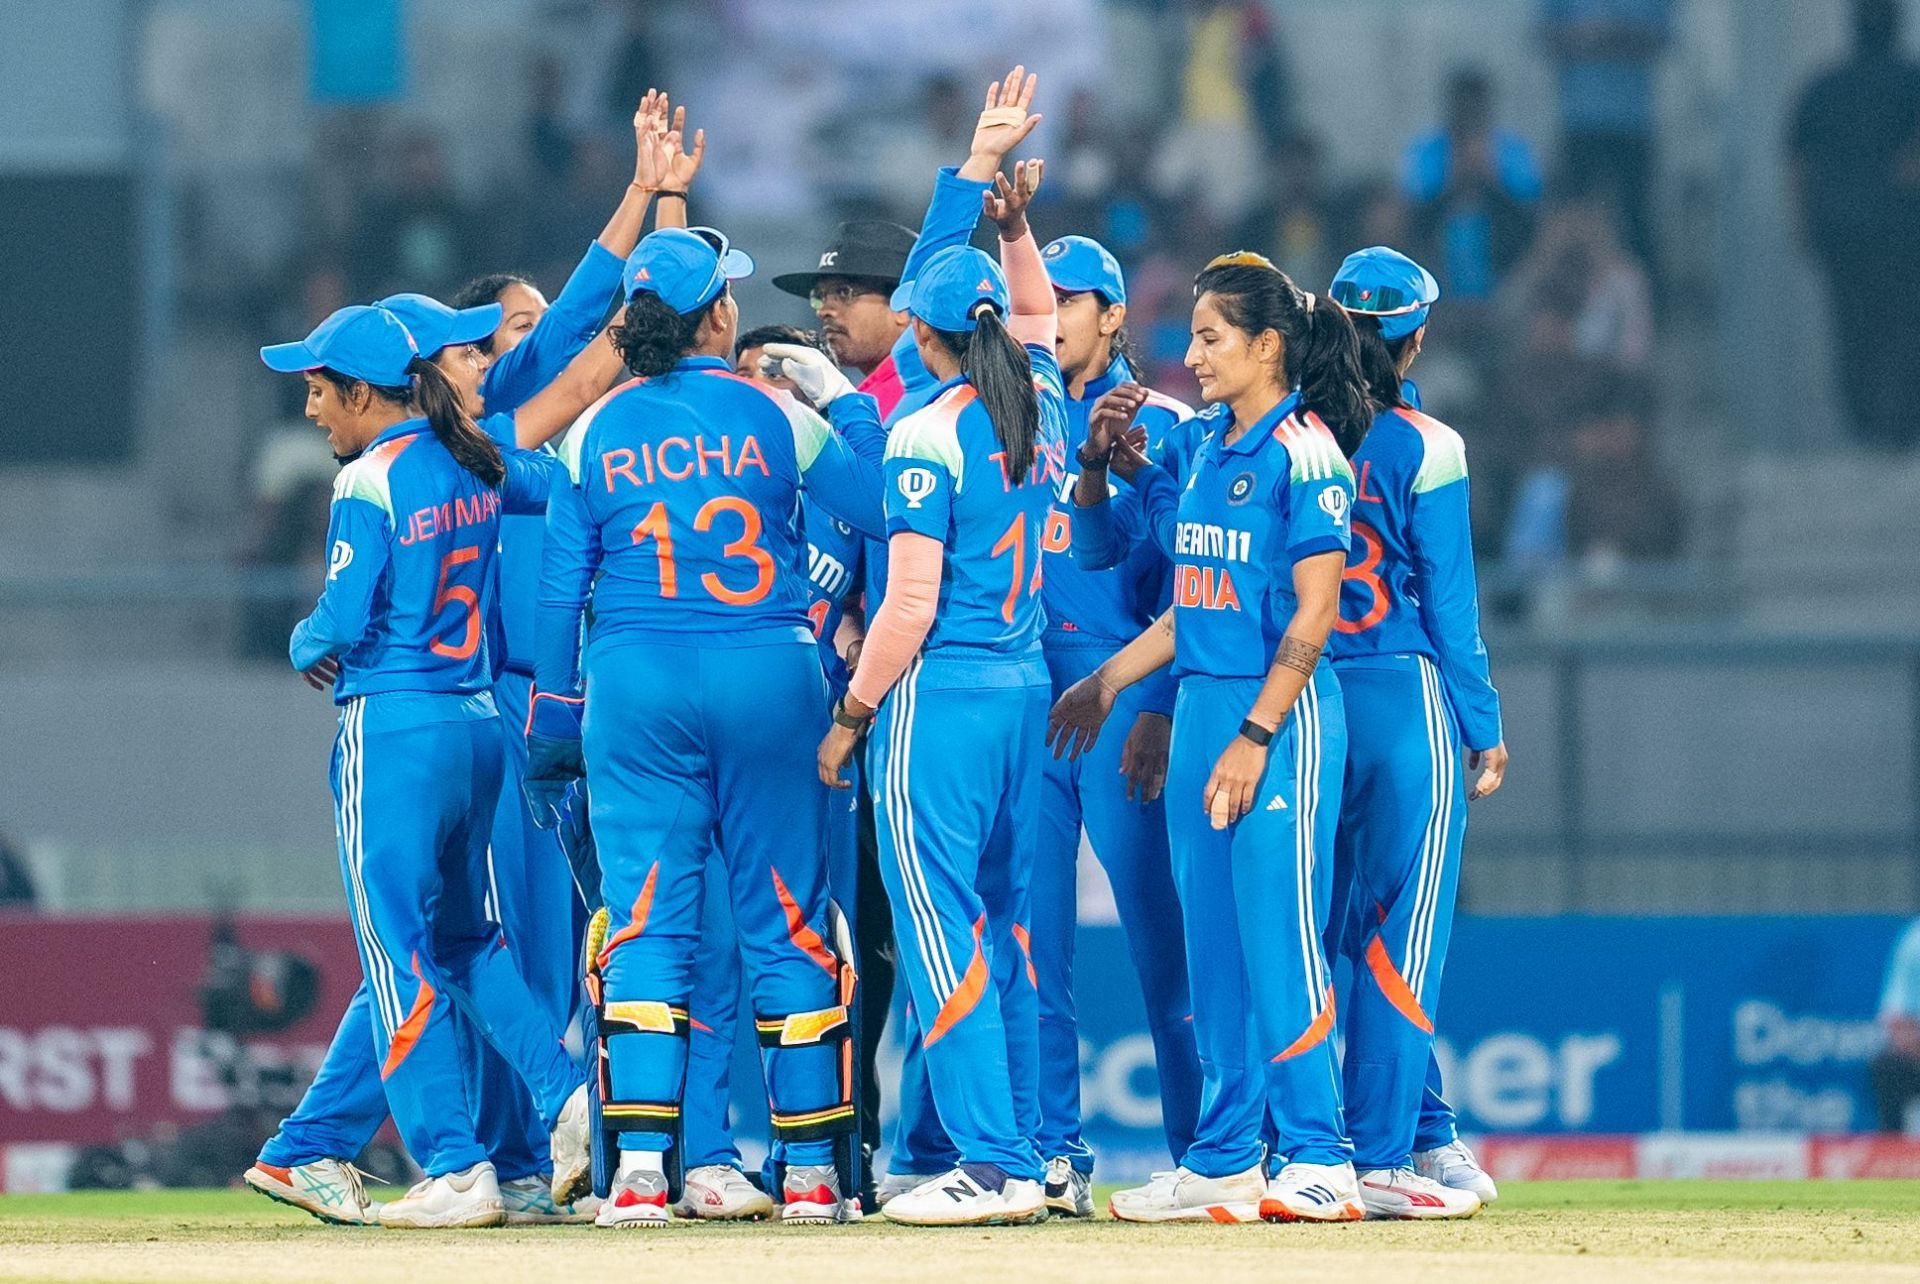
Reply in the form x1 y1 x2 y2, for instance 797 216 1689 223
232 0 1920 635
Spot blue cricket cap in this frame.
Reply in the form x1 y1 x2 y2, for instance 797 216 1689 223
260 305 419 386
889 245 1010 334
1330 245 1439 341
1042 234 1126 305
376 293 503 358
624 227 754 313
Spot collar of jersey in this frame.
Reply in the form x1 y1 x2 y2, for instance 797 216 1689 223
1079 352 1133 404
1211 391 1300 458
673 355 732 374
368 416 428 449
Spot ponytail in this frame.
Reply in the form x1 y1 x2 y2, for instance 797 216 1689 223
1292 299 1373 458
929 306 1040 484
1351 314 1414 413
1193 254 1377 459
410 356 505 487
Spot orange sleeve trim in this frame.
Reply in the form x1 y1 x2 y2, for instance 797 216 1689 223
380 952 437 1080
1364 935 1434 1034
597 863 659 969
924 917 989 1049
1270 986 1338 1063
770 866 839 979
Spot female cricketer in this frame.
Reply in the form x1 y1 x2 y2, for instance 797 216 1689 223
816 160 1068 1228
1026 234 1202 1215
1050 253 1375 1223
252 305 590 1229
530 226 886 1227
1322 245 1507 1218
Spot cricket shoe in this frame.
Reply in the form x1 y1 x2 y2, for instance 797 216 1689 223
1043 1156 1093 1218
243 1158 381 1226
880 1164 1046 1226
674 1164 775 1221
781 1164 848 1224
876 1171 940 1208
380 1162 506 1229
501 1173 598 1224
1259 1162 1365 1223
1107 1164 1263 1223
1358 1167 1482 1220
1413 1139 1499 1204
595 1168 671 1228
547 1083 592 1205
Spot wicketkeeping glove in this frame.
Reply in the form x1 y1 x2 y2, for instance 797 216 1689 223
760 342 856 410
524 690 586 829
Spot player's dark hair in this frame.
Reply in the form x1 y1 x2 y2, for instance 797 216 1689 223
733 323 825 362
314 364 504 486
409 356 506 486
1193 254 1374 457
1352 314 1415 412
450 273 533 354
928 304 1038 483
612 290 722 379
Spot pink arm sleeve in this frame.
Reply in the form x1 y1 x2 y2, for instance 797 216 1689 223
1000 228 1056 349
847 532 944 709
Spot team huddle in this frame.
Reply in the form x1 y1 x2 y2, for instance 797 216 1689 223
241 66 1508 1231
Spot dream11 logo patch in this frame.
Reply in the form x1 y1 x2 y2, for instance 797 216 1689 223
897 467 940 509
1317 485 1349 528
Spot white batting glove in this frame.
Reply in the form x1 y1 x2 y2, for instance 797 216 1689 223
760 342 856 410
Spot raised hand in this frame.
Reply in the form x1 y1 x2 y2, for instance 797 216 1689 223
633 91 704 194
982 160 1044 241
968 66 1042 167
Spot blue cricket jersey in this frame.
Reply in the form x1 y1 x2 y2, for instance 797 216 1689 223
291 419 550 702
881 343 1069 686
534 359 885 696
483 242 626 677
1330 405 1502 751
803 500 862 697
1163 404 1355 681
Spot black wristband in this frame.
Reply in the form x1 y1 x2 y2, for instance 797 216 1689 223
832 699 871 730
1238 719 1274 747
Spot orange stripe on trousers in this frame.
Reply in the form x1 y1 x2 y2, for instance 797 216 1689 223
597 862 659 969
1271 985 1338 1062
1364 934 1433 1033
380 952 436 1080
770 866 839 978
924 917 989 1048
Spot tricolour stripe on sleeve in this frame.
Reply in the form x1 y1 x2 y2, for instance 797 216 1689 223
884 385 974 491
1398 407 1470 494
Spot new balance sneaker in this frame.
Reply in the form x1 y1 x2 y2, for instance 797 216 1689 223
1413 1139 1499 1204
501 1173 597 1224
673 1164 774 1221
880 1165 1046 1226
876 1170 940 1208
1107 1164 1264 1224
243 1158 381 1226
1358 1167 1482 1220
1259 1161 1365 1223
548 1083 592 1205
1043 1156 1093 1218
379 1162 506 1229
596 1168 671 1229
781 1164 846 1224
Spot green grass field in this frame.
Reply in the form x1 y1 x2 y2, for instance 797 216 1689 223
2 1183 1917 1283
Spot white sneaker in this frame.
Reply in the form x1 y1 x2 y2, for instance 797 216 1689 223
1414 1139 1499 1204
595 1168 671 1228
1259 1161 1365 1223
781 1163 847 1224
500 1173 597 1224
1043 1156 1093 1218
1107 1164 1264 1224
548 1083 592 1205
880 1166 1046 1226
876 1171 939 1208
1358 1167 1482 1220
379 1162 506 1229
674 1164 775 1221
243 1158 381 1226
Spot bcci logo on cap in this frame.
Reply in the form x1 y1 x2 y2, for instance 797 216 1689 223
1317 486 1349 526
897 467 940 509
1043 241 1066 259
328 539 354 581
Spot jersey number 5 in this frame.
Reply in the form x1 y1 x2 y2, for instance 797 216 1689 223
632 496 776 607
1335 520 1389 635
428 546 482 660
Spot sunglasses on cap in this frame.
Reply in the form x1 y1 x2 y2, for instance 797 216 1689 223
1329 278 1429 315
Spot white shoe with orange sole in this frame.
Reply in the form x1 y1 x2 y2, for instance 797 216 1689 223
1108 1165 1264 1224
